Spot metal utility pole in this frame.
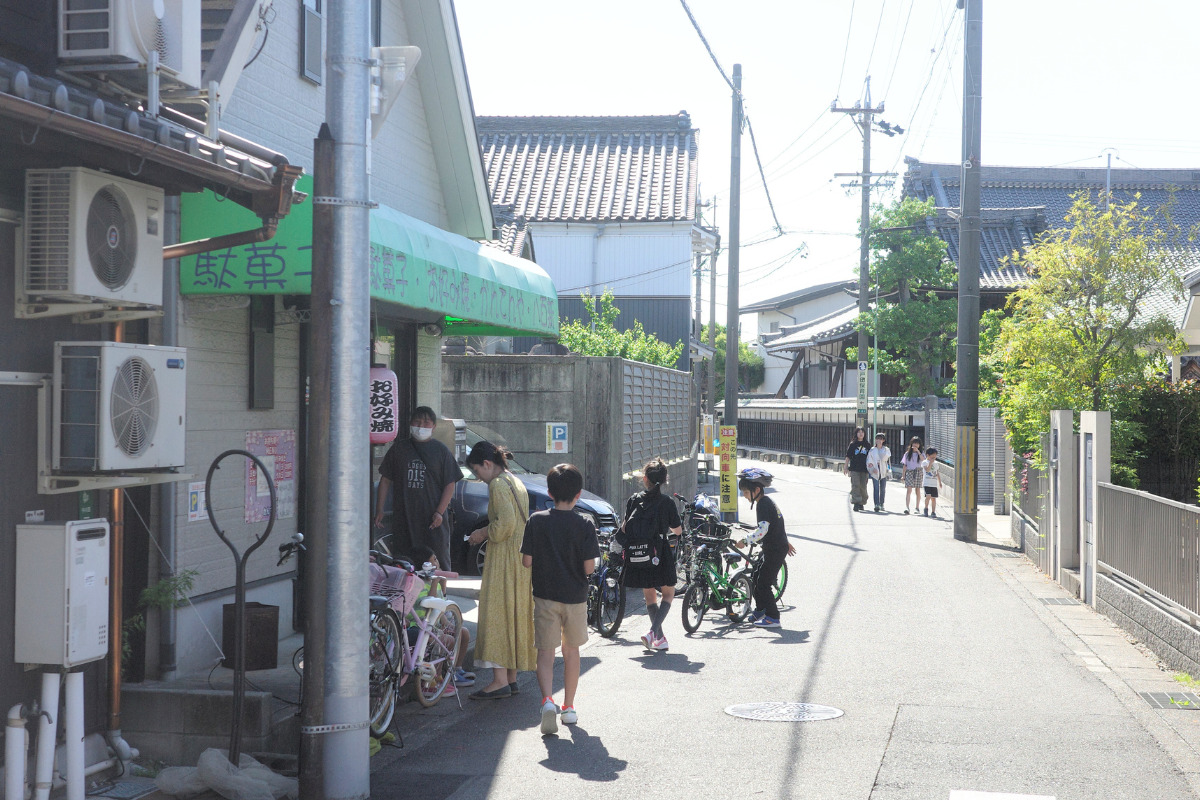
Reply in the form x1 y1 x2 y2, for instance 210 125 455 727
300 1 372 797
693 247 704 431
707 228 720 414
832 79 894 431
723 64 743 429
954 0 982 544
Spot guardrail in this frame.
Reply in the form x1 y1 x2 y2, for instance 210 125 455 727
1097 482 1200 624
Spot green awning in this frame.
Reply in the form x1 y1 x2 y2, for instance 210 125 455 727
179 176 559 338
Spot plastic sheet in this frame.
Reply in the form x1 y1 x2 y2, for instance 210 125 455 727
155 749 297 800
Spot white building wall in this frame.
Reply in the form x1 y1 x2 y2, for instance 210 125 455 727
222 0 448 227
529 221 694 298
754 290 854 397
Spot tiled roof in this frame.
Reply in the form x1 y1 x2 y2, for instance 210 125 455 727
741 279 856 314
477 113 698 223
904 158 1200 291
764 304 859 352
487 205 532 258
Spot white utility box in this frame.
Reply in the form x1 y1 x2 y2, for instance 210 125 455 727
15 520 110 667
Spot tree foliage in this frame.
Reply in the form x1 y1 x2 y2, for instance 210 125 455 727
994 192 1184 459
699 322 765 396
558 290 684 368
851 197 957 397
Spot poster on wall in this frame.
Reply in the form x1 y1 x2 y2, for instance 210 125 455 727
188 481 208 523
245 429 296 523
718 425 738 513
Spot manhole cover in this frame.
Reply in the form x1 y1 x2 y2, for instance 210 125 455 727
725 702 844 722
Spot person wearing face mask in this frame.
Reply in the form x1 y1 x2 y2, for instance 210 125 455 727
374 406 463 569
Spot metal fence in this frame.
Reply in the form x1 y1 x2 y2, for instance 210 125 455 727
1097 483 1200 622
1013 454 1050 573
737 419 915 470
924 407 1003 505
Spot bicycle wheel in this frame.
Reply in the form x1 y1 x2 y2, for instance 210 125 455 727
773 561 788 602
586 580 600 627
368 609 401 736
416 603 462 708
681 582 708 634
596 570 626 638
675 534 694 591
726 573 753 623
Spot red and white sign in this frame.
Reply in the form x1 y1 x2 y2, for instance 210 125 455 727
369 367 400 444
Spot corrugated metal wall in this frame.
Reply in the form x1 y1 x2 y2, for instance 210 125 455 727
925 407 1003 505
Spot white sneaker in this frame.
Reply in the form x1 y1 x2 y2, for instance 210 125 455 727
540 699 559 735
640 631 655 650
560 706 578 725
652 633 669 651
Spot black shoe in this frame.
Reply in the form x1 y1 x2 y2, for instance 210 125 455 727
469 686 513 700
508 682 519 695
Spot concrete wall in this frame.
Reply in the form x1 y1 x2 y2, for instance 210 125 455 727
442 355 696 510
1099 575 1200 677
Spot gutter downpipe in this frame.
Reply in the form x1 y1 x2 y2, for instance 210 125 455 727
588 224 605 329
7 704 28 800
158 194 180 680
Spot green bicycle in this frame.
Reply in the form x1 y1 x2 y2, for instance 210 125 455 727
680 535 753 633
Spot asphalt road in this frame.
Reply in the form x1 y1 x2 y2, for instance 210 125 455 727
368 460 1198 800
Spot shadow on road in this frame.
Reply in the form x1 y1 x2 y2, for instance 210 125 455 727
631 652 705 673
540 724 628 781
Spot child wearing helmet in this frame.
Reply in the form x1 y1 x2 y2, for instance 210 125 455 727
738 475 796 628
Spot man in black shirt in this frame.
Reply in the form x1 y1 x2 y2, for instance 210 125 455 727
521 464 601 735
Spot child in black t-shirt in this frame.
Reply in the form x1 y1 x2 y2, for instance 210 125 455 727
739 476 796 628
520 464 601 735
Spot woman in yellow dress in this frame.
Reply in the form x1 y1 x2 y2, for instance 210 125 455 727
464 440 535 698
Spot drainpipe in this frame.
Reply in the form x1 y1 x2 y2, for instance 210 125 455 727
588 224 605 328
161 163 304 262
158 195 180 680
6 703 29 800
107 324 125 752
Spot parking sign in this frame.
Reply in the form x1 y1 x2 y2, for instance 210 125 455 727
546 422 569 454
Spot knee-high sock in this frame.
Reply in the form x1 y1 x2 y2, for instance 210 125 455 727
646 602 659 634
653 600 672 636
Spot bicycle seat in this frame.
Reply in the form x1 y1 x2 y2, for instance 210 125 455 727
419 596 454 614
369 595 391 612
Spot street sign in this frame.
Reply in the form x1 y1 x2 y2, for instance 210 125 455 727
857 369 868 411
546 422 569 453
858 361 868 372
718 425 738 512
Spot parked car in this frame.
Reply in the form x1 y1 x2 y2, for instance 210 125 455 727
374 424 618 574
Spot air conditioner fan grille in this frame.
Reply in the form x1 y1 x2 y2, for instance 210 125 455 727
110 356 158 458
86 186 138 290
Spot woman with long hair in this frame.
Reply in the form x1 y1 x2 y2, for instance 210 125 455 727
900 436 925 514
617 458 683 651
464 440 535 698
844 427 870 512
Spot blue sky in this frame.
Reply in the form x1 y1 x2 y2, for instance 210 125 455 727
456 1 1196 314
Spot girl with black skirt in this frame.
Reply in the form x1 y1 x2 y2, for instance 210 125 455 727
617 458 683 651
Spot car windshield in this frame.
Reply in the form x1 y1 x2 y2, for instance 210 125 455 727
459 424 532 476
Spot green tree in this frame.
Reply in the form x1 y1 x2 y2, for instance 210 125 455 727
994 192 1184 460
850 197 957 397
699 322 765 396
558 290 684 368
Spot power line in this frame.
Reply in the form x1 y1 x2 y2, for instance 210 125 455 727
882 0 916 100
834 0 857 102
745 116 784 233
677 0 784 236
886 6 961 175
865 0 890 79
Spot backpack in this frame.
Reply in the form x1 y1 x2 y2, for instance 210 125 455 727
622 493 664 568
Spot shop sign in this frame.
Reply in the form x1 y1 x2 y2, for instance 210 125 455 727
369 367 400 444
245 430 296 523
718 425 738 513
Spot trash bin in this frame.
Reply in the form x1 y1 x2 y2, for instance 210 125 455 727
221 602 279 670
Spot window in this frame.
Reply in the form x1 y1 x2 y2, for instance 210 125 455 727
372 0 382 47
769 321 779 333
300 0 323 85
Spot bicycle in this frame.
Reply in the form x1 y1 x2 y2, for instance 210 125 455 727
680 533 753 633
728 538 788 605
586 527 625 638
673 492 720 590
366 550 464 735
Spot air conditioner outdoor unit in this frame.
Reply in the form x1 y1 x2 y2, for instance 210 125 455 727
54 341 187 472
23 167 164 309
14 519 110 667
59 0 202 90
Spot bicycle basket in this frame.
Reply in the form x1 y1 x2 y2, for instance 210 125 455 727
369 561 425 618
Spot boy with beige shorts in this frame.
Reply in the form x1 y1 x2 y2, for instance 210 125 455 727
521 463 601 735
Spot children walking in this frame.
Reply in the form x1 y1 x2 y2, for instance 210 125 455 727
866 433 891 513
845 427 871 512
738 475 797 628
520 464 601 736
922 448 943 518
619 458 683 651
900 437 924 514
